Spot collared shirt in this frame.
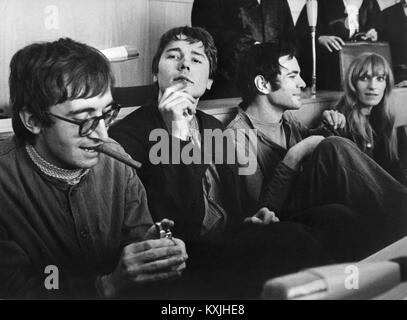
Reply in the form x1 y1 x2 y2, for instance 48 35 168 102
228 108 332 214
246 113 287 149
189 117 228 236
343 0 363 37
0 136 152 298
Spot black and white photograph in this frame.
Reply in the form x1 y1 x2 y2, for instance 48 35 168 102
0 0 407 304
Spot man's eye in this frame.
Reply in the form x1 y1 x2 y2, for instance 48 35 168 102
103 107 113 114
73 116 89 122
73 113 92 122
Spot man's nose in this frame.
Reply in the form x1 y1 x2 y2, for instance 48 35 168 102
297 75 306 89
178 58 190 71
89 119 109 142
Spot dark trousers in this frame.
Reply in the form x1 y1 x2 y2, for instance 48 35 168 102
125 204 363 299
285 136 407 254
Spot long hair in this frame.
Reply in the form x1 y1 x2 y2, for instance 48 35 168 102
337 53 398 160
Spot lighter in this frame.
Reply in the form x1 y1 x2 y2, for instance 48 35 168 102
154 222 173 239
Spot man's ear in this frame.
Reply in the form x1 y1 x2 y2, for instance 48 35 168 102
254 75 271 94
206 78 213 90
153 74 158 82
19 108 42 135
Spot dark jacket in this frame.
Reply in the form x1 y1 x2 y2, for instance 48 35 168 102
295 0 382 89
379 2 407 83
109 101 245 241
192 0 296 98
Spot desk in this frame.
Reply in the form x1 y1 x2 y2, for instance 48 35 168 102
362 236 407 300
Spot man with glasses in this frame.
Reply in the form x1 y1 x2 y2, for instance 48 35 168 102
46 103 121 138
0 38 187 299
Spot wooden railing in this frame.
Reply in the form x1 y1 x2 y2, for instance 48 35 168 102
1 88 406 141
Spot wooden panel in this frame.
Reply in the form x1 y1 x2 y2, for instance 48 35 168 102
0 90 344 140
2 88 406 141
394 88 407 127
0 0 149 115
147 0 193 82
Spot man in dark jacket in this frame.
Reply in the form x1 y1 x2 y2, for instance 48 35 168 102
379 0 407 85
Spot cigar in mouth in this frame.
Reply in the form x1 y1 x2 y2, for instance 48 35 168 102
94 143 142 169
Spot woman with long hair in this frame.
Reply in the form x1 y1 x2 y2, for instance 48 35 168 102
334 53 407 186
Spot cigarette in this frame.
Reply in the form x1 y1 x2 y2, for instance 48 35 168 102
94 143 142 169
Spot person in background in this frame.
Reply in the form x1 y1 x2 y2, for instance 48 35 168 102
296 0 381 90
331 53 407 186
227 43 407 256
379 0 407 86
0 38 187 299
192 0 297 99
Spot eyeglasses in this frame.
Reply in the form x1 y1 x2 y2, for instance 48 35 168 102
47 103 121 137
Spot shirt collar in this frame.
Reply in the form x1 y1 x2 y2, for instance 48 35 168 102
25 144 89 185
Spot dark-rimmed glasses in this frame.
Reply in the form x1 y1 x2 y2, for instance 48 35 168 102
46 103 121 137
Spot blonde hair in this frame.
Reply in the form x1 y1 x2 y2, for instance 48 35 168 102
337 53 398 160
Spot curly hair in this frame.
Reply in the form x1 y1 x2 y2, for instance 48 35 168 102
236 42 297 110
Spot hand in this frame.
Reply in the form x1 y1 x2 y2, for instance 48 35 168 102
283 135 325 170
364 28 378 42
318 35 345 52
158 82 198 140
244 207 280 225
99 219 188 298
322 109 346 130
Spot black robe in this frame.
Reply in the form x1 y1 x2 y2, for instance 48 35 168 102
379 2 407 83
296 0 381 90
192 0 296 99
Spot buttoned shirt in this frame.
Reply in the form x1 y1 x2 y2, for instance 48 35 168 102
0 136 152 298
